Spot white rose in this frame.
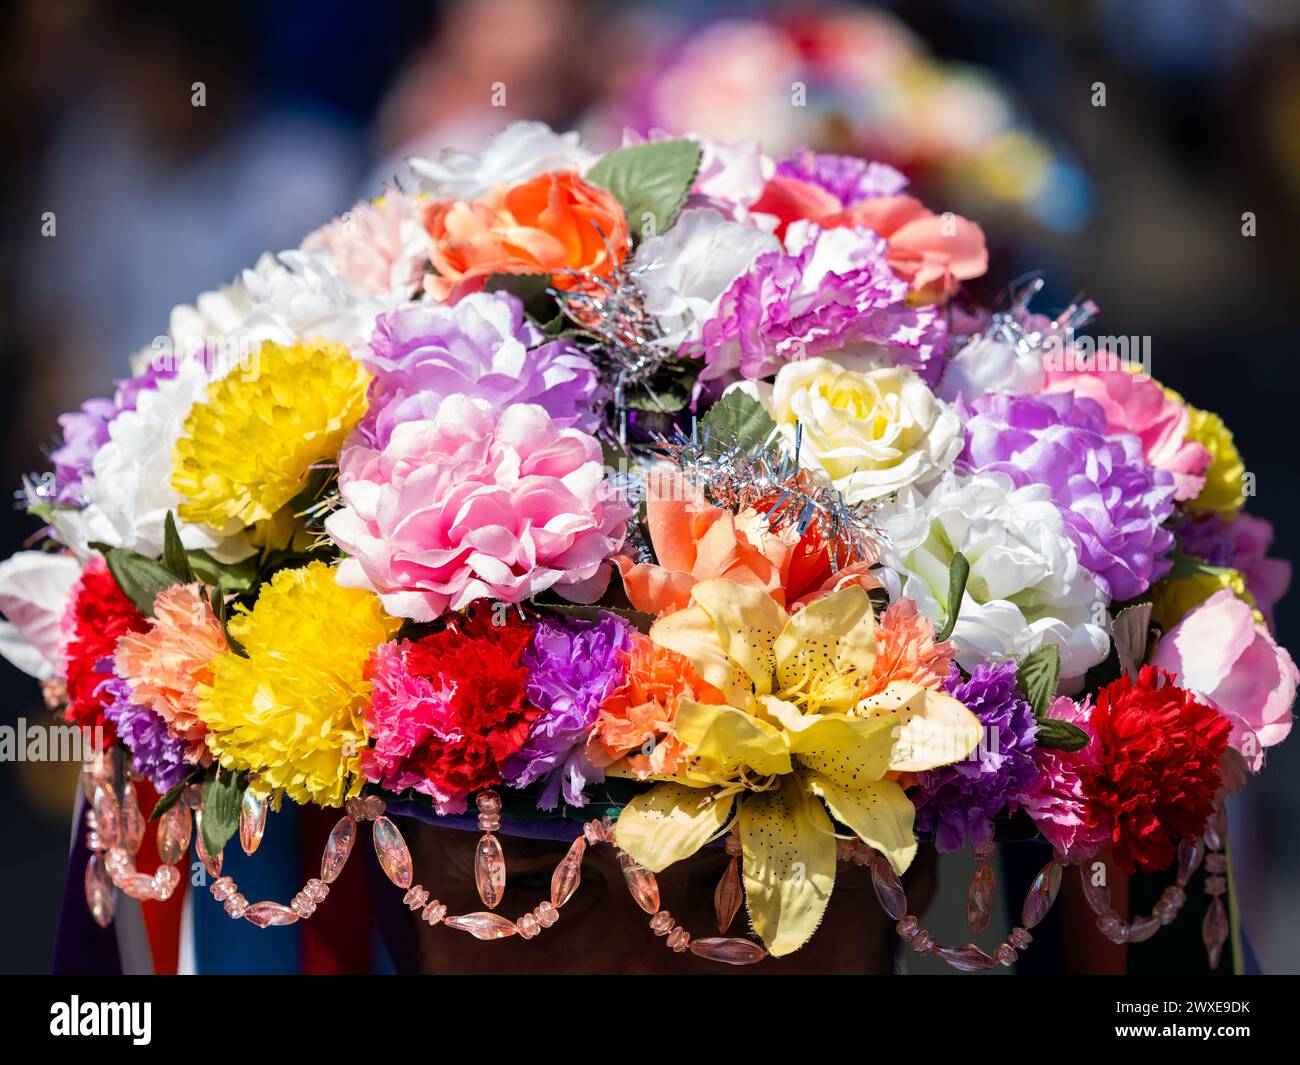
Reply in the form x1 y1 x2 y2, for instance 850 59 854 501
408 121 595 201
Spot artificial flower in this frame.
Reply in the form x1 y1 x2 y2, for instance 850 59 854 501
1082 666 1230 873
937 331 1048 403
501 612 633 809
1173 511 1290 629
114 583 227 762
863 599 956 698
301 190 429 299
613 580 980 956
772 148 908 206
1148 556 1257 633
0 551 81 680
876 470 1110 679
196 562 400 807
172 338 370 529
327 396 631 621
694 221 948 384
747 357 963 505
1151 588 1296 771
1020 695 1108 859
101 675 191 793
912 660 1038 852
423 171 628 302
361 605 537 813
1175 394 1245 518
409 121 596 201
358 291 601 448
961 390 1176 600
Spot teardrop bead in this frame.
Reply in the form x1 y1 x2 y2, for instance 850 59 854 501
150 864 181 901
688 936 768 965
1177 837 1204 885
121 873 156 901
714 855 743 933
444 912 519 940
1079 863 1111 916
870 851 908 920
239 790 268 855
321 815 357 883
618 851 661 914
372 816 413 888
1204 806 1227 851
91 784 120 851
119 781 146 853
550 835 586 908
474 833 506 910
156 802 191 865
1021 859 1063 929
967 861 996 934
1202 897 1229 970
84 855 114 928
244 901 299 928
193 810 222 878
937 943 997 971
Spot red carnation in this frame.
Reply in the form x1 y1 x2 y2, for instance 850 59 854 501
61 557 149 738
1083 666 1231 873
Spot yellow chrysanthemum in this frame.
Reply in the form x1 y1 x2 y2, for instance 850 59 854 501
172 339 370 529
195 561 400 807
1150 563 1260 633
1166 388 1246 517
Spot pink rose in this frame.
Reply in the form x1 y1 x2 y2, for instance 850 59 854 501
1041 365 1211 501
1151 588 1296 770
326 396 631 621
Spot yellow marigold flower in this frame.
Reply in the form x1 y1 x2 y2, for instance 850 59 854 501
1166 389 1245 517
172 339 370 529
195 561 400 807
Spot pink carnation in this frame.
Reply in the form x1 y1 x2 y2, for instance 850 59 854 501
1041 365 1211 501
1020 695 1110 859
300 190 428 298
326 396 631 621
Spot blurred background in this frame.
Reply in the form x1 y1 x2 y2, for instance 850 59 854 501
1 0 1298 973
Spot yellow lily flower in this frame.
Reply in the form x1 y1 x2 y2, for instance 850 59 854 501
613 579 982 956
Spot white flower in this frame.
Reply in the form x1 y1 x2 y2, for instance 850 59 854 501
746 357 962 505
937 333 1047 403
876 470 1110 679
0 551 81 679
632 209 779 348
408 121 595 201
300 190 429 299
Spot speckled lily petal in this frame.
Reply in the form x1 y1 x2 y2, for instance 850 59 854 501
614 781 735 873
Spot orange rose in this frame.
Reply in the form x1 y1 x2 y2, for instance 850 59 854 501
423 170 629 301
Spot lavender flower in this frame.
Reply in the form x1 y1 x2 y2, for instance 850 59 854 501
695 221 947 384
775 147 908 205
359 291 602 448
961 391 1176 600
100 674 190 792
502 613 633 810
913 660 1038 852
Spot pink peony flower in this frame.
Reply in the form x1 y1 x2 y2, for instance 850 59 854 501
326 396 631 621
1151 588 1296 771
300 190 428 298
1019 695 1110 859
1041 365 1211 501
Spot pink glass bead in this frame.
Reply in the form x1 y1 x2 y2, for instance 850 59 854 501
211 876 237 901
91 784 120 851
1021 859 1063 929
724 834 741 856
910 930 936 953
474 832 506 910
937 943 997 972
870 851 908 921
404 885 430 911
245 901 299 928
373 816 413 888
1079 864 1111 916
689 937 768 965
582 819 610 845
1204 852 1227 875
121 873 155 901
84 854 114 929
550 835 586 908
193 812 222 878
619 851 661 914
156 803 191 866
224 893 249 919
444 912 518 940
422 900 447 926
967 861 996 935
362 795 387 820
995 943 1018 967
1129 914 1161 943
714 855 743 933
649 910 674 935
516 913 540 939
1008 926 1033 950
345 798 366 820
1204 875 1227 897
239 790 267 856
1163 885 1187 909
534 901 559 927
291 893 316 918
896 915 920 939
1204 807 1226 851
105 846 133 885
666 926 690 952
1178 837 1205 884
321 815 357 883
119 781 145 853
151 864 180 900
1097 912 1127 943
476 790 502 832
1202 897 1229 970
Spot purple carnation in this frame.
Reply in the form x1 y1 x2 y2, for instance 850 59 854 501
100 674 190 793
913 660 1039 852
775 147 908 205
359 291 602 448
961 391 1176 600
49 365 174 505
696 221 947 384
502 612 633 810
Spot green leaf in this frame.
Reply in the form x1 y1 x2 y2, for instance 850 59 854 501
186 550 257 593
1111 602 1153 680
100 548 176 618
585 139 702 242
209 580 249 658
161 512 196 584
148 769 202 821
1016 643 1061 717
483 273 558 322
200 772 244 861
1034 717 1090 752
697 389 777 457
934 551 970 643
